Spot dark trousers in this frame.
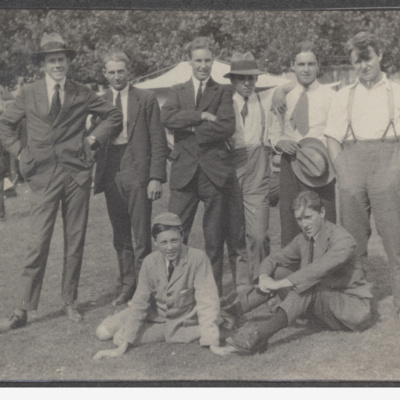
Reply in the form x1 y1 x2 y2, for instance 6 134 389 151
169 168 225 295
279 153 336 247
0 177 4 218
103 144 135 295
18 164 91 310
104 144 152 295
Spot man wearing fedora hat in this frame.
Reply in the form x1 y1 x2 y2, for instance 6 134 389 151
270 41 336 248
93 212 220 359
213 191 372 356
0 33 122 332
161 37 235 295
326 32 400 315
223 52 275 288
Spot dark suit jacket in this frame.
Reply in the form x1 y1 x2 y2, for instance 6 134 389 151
161 78 235 189
0 78 122 193
260 220 372 299
93 85 168 194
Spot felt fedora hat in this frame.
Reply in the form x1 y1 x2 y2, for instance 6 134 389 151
291 137 335 188
32 33 77 64
223 52 264 78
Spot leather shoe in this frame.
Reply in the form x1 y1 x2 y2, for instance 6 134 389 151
219 309 239 331
226 331 268 355
0 312 27 333
111 292 132 306
63 305 83 322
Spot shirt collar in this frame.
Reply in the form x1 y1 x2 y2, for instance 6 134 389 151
111 84 129 99
233 91 257 104
353 72 388 90
192 75 210 90
45 73 66 90
295 79 319 93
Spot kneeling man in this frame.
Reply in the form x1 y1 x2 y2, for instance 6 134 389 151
93 212 220 359
216 191 372 355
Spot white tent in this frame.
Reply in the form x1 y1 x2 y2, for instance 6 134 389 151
134 60 289 106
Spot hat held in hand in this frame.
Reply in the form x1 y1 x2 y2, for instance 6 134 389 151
291 137 335 187
32 32 77 64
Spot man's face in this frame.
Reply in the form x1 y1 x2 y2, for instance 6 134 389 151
294 206 325 239
231 75 257 98
292 51 319 88
103 60 129 91
350 46 382 84
43 52 69 82
190 48 214 81
155 229 184 263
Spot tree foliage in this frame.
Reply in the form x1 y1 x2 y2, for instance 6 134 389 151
1 9 400 88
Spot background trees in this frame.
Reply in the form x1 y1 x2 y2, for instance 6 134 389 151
1 9 400 88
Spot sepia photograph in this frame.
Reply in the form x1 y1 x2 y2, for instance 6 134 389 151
1 1 400 386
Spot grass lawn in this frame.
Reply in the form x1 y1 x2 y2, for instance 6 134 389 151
1 179 400 383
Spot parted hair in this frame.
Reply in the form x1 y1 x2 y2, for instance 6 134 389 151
345 31 382 58
187 37 215 58
102 51 129 68
291 191 324 214
152 224 184 240
291 41 319 64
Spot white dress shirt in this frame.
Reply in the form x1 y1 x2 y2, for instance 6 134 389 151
325 73 400 143
270 80 334 147
192 75 210 104
111 85 129 145
45 74 66 110
230 89 274 149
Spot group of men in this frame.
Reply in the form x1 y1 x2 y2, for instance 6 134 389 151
0 30 398 357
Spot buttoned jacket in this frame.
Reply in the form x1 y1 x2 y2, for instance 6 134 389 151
161 78 235 189
0 78 122 193
117 245 220 346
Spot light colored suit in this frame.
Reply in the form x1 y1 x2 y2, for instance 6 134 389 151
0 77 122 310
261 220 372 330
101 245 220 346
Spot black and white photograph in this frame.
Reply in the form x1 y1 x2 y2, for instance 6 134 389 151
1 1 400 386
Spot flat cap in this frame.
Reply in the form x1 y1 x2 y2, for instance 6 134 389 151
152 212 182 227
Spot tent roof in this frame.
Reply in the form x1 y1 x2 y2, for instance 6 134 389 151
134 60 288 89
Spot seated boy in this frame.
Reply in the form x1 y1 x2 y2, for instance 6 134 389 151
215 191 372 355
93 212 220 359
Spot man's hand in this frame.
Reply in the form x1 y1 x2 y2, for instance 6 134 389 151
93 341 129 360
276 140 300 155
147 179 162 201
258 274 293 293
201 112 217 122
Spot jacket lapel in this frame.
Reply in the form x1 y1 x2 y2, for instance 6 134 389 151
57 79 76 124
313 221 331 261
127 85 141 141
198 77 218 110
181 79 196 110
33 79 51 122
168 245 188 287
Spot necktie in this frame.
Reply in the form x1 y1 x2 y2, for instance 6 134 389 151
196 81 203 110
308 237 314 265
291 89 309 135
167 261 175 282
241 97 249 125
49 83 61 122
115 91 122 111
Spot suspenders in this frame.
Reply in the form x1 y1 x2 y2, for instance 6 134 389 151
256 93 266 146
345 82 398 143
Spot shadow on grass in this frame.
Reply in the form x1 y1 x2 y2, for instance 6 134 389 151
28 291 116 325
